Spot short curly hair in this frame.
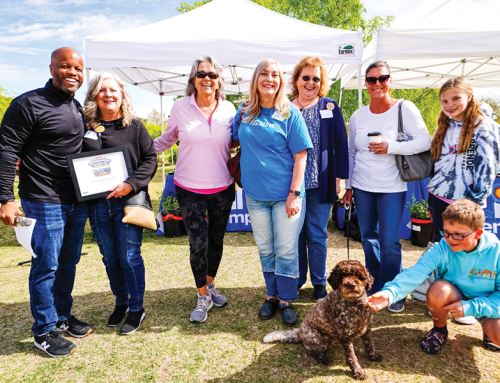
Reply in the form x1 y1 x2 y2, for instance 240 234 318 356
185 54 225 100
442 199 485 230
290 57 329 99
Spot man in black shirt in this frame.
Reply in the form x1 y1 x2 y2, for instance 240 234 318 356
0 47 93 358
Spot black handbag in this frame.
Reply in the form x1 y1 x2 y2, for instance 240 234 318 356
122 190 158 230
395 101 433 182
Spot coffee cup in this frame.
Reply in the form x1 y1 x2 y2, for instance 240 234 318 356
367 132 382 143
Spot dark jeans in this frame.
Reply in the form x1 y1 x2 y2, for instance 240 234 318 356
21 199 88 336
427 193 450 242
175 184 235 288
298 188 332 287
353 188 406 295
89 197 145 312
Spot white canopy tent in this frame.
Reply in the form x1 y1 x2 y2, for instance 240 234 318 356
84 0 363 181
337 0 500 93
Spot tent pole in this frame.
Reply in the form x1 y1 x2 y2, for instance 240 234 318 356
86 68 90 88
358 64 362 108
160 81 165 185
339 88 343 107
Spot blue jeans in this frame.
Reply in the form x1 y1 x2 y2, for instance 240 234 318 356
21 199 88 336
89 198 145 312
298 188 332 287
352 188 406 295
245 196 305 301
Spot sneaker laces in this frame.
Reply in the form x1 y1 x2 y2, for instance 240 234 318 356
194 296 211 312
46 330 67 346
208 283 222 297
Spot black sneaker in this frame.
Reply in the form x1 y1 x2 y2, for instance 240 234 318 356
34 330 77 358
120 308 145 335
56 316 93 338
313 285 327 301
108 305 129 327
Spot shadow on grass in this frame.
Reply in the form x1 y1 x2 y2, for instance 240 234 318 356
0 287 484 381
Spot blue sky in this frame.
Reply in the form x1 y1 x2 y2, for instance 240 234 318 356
0 0 448 117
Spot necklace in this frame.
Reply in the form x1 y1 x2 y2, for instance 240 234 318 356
295 96 318 111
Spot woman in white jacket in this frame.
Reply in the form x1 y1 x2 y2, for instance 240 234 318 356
343 61 431 313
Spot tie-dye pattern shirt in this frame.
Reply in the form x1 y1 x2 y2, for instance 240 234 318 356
428 117 500 206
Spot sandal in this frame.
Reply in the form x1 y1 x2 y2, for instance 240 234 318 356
484 333 500 352
420 329 447 355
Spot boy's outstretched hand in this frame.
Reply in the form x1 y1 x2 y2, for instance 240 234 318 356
366 291 390 311
443 301 464 318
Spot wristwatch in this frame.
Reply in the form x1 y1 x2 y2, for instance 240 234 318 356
289 190 300 197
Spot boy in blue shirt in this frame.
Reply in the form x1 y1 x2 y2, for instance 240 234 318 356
367 199 500 354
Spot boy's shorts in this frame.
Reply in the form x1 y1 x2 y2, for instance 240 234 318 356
450 283 487 324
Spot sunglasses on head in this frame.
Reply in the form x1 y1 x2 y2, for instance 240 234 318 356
196 71 219 80
440 230 476 241
365 75 391 85
301 76 321 83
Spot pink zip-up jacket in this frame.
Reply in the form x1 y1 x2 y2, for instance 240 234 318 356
154 94 235 189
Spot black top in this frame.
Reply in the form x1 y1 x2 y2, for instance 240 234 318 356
0 80 84 204
81 118 157 194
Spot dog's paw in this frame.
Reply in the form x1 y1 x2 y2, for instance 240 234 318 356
352 368 368 380
369 352 383 362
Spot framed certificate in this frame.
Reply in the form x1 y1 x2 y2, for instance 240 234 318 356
67 146 133 202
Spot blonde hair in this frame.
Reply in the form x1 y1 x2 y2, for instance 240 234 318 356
290 57 329 98
243 58 289 122
442 199 485 230
431 77 485 161
84 72 135 129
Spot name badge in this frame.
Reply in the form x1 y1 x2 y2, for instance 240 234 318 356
84 130 99 140
272 111 284 121
320 110 333 119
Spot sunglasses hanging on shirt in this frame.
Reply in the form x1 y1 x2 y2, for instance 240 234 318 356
196 71 219 80
365 75 391 85
301 76 321 83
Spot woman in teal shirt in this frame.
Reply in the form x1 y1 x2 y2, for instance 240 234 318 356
233 58 312 326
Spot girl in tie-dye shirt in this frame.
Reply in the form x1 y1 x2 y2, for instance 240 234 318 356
428 76 500 244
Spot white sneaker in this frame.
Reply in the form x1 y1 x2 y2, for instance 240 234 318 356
454 316 477 325
190 294 213 324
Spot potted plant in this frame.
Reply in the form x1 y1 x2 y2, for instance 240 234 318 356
160 195 186 238
406 194 433 247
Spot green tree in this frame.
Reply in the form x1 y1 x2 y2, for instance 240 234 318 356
478 94 500 124
0 87 14 125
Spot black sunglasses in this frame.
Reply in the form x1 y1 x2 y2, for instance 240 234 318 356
196 71 219 80
365 75 390 85
440 230 476 241
301 76 321 83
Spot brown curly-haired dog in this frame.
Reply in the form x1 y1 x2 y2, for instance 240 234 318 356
263 260 382 380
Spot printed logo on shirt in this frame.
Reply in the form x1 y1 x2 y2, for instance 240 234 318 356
248 119 276 129
338 44 355 57
449 145 457 154
462 133 477 171
469 268 496 279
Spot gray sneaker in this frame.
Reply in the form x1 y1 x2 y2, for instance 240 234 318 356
190 294 213 323
207 282 228 307
388 300 405 313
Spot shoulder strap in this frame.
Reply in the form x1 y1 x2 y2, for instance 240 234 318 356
398 100 404 134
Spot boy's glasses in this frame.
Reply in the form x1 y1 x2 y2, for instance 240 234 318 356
365 75 391 85
196 71 218 79
440 230 476 241
301 76 321 83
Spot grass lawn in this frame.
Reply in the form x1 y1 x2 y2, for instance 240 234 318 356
0 170 498 382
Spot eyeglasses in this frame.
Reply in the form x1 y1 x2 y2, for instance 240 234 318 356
301 76 321 83
196 71 218 80
440 230 476 241
365 75 391 85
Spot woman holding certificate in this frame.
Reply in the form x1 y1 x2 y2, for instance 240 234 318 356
154 55 236 324
82 73 157 335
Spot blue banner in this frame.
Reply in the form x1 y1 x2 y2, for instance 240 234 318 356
483 177 500 239
226 185 252 232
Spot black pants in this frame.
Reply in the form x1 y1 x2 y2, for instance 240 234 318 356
175 184 235 288
428 193 450 242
